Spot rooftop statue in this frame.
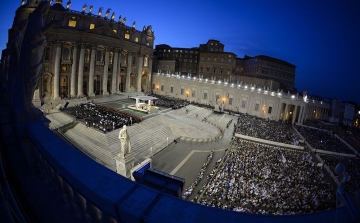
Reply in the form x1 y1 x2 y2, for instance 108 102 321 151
105 8 111 19
89 5 93 14
66 0 71 9
118 15 122 23
82 4 87 12
15 1 62 112
132 21 136 28
118 125 131 158
111 12 115 21
123 17 126 24
98 7 103 16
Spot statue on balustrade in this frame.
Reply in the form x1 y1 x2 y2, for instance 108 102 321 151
105 8 111 19
14 1 62 112
82 4 87 12
66 1 71 9
118 125 131 158
89 5 93 14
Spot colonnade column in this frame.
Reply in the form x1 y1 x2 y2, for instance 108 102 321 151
53 43 61 100
102 48 109 95
111 49 118 94
283 103 288 121
70 43 78 97
77 43 85 96
136 55 143 92
125 53 132 92
292 105 298 124
88 45 96 97
298 106 304 125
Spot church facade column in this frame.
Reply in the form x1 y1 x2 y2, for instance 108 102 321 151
88 45 96 97
53 43 61 100
102 48 109 95
70 43 78 96
77 43 85 96
116 51 122 93
111 49 118 94
147 57 153 93
125 52 132 92
136 54 143 92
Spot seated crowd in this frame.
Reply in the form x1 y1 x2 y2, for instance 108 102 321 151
234 113 300 145
303 120 360 153
152 95 189 109
195 139 335 215
64 102 140 132
295 126 354 154
319 154 360 194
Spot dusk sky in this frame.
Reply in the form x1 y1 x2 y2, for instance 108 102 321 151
1 0 359 104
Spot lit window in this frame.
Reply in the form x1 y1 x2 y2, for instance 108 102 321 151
68 20 77 27
61 66 67 71
125 33 130 39
113 29 117 33
89 23 95 29
135 37 139 42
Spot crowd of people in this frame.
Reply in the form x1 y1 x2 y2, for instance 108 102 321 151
319 154 360 194
182 150 215 200
234 113 301 145
294 126 354 154
303 120 360 153
64 102 141 133
195 139 335 215
152 95 189 109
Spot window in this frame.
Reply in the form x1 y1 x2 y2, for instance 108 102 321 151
170 87 173 93
242 100 246 108
89 23 95 29
268 106 273 114
254 103 259 111
125 33 130 39
181 89 184 95
152 84 155 89
113 29 117 33
61 66 67 71
229 98 233 105
192 90 195 97
161 85 164 91
62 47 70 61
68 20 77 27
203 92 207 100
45 47 51 60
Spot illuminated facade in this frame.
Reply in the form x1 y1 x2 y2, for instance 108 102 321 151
4 0 154 103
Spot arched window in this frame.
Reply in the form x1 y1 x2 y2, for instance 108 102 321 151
109 52 114 64
96 50 102 62
45 47 51 60
85 49 90 63
62 47 70 61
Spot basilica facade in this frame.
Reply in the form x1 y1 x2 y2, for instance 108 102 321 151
4 0 154 103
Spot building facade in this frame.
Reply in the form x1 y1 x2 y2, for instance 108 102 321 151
3 0 154 103
152 74 331 124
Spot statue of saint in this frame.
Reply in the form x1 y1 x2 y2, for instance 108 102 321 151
89 5 93 14
123 17 126 24
105 8 111 19
66 1 71 9
82 4 87 12
118 15 122 23
111 12 115 21
15 1 62 112
132 21 136 28
98 7 103 16
118 125 131 158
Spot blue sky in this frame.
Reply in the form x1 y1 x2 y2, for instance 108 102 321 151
1 0 359 104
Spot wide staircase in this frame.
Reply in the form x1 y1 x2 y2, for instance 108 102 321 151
46 111 74 129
